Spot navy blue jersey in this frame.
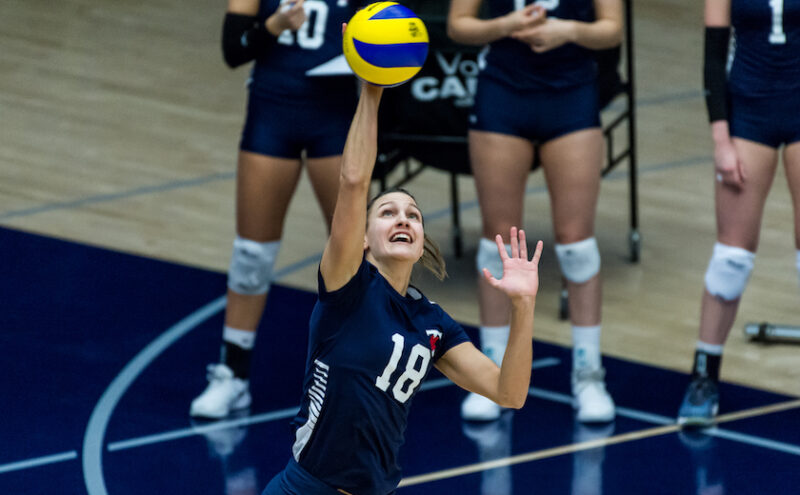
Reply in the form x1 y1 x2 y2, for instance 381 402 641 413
249 0 363 99
729 0 800 96
482 0 597 90
290 258 470 495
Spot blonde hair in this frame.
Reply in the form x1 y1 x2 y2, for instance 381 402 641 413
367 188 448 280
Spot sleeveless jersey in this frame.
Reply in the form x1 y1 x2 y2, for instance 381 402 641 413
249 0 362 99
729 0 800 96
482 0 597 90
291 258 470 495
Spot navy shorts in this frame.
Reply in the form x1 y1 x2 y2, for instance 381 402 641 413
729 92 800 149
262 458 343 495
240 90 357 159
469 75 600 143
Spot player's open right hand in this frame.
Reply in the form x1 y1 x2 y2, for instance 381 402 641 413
482 227 543 302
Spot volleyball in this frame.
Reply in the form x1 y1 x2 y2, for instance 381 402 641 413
343 2 429 87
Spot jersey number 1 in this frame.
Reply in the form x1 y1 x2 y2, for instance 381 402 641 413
769 0 787 44
375 333 430 403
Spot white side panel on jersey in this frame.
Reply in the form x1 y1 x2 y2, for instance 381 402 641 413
293 360 330 460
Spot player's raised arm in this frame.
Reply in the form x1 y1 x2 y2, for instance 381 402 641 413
436 228 543 408
320 83 384 291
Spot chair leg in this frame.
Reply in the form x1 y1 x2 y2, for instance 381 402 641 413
625 0 640 263
450 172 463 258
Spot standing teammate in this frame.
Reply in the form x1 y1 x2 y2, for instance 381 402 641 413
447 0 623 422
190 0 364 419
263 82 543 495
678 0 800 426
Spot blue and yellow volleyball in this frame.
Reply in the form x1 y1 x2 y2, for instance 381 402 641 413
343 2 429 87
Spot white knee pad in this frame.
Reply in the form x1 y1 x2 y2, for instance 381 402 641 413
555 237 601 284
704 242 755 301
476 237 511 279
227 237 280 295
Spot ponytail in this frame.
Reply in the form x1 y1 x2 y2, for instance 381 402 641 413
420 233 447 280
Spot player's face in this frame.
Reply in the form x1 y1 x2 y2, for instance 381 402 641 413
365 192 425 264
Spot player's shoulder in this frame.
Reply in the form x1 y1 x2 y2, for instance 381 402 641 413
410 288 456 320
407 285 432 303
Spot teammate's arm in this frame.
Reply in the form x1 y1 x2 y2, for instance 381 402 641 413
447 0 546 46
704 0 731 123
704 0 744 187
320 83 384 291
222 0 306 68
568 0 623 49
511 0 622 52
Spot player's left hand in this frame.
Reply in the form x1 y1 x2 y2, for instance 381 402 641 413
510 18 574 53
267 0 306 35
482 227 543 301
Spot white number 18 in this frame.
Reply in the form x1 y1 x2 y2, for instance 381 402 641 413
375 333 430 403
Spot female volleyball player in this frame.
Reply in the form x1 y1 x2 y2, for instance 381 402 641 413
190 0 366 418
263 83 543 495
447 0 623 423
677 0 800 426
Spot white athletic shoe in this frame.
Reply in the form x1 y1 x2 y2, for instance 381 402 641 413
190 364 251 419
572 368 615 423
461 392 502 421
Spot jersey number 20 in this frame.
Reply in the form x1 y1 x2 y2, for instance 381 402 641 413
277 0 328 50
375 333 430 403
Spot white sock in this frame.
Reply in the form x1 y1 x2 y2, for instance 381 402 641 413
572 325 602 370
480 325 510 367
223 326 256 350
696 340 723 355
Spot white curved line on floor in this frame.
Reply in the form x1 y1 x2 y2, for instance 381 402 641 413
81 296 227 495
